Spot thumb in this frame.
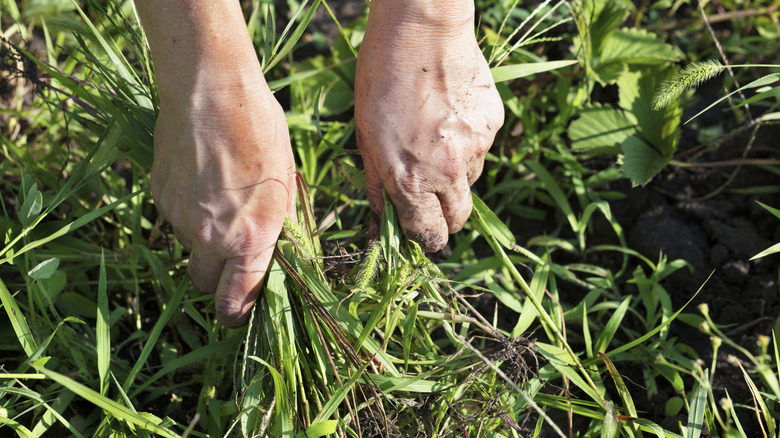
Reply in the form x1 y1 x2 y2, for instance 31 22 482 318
213 244 275 328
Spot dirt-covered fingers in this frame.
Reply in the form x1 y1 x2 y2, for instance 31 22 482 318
214 241 276 328
390 188 449 253
437 177 473 234
186 244 224 293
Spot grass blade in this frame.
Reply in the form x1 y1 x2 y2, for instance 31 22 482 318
491 60 577 82
31 362 180 438
0 278 38 357
96 250 110 396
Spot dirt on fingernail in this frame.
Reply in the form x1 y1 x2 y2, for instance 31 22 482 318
406 229 446 253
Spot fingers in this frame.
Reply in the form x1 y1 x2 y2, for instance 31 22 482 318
365 168 473 253
437 177 473 234
214 243 276 328
187 244 224 293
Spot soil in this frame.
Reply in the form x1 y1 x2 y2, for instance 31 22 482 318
521 105 780 435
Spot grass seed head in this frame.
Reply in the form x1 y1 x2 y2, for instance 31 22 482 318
651 60 725 111
355 241 381 290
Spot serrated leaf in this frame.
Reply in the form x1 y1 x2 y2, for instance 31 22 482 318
598 28 682 70
583 0 628 56
618 65 682 157
621 135 667 185
28 258 60 280
569 103 635 153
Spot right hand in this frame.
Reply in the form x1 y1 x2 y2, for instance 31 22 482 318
150 75 296 328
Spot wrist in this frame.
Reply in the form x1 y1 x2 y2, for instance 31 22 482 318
137 0 264 100
369 0 474 29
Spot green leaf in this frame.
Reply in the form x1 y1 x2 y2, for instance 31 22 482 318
594 297 629 354
471 193 515 249
248 356 293 435
597 28 682 72
583 0 628 56
491 60 578 83
618 65 682 156
599 352 638 421
0 278 38 357
512 263 549 337
295 421 338 438
751 242 780 260
569 103 635 153
28 258 60 280
601 401 619 438
685 385 707 438
31 363 180 438
685 73 780 124
665 397 685 417
18 183 42 227
96 251 110 396
621 135 667 185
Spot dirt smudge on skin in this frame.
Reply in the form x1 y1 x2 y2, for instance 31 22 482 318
406 228 446 253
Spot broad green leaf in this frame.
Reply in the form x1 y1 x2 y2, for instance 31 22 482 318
665 397 685 417
569 103 635 153
584 0 628 56
618 65 682 156
19 184 42 227
491 60 577 83
28 258 60 280
598 28 682 71
352 373 449 393
621 135 667 185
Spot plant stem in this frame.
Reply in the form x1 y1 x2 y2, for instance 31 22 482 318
669 158 780 168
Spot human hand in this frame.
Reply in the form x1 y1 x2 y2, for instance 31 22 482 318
151 77 295 328
354 2 504 252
